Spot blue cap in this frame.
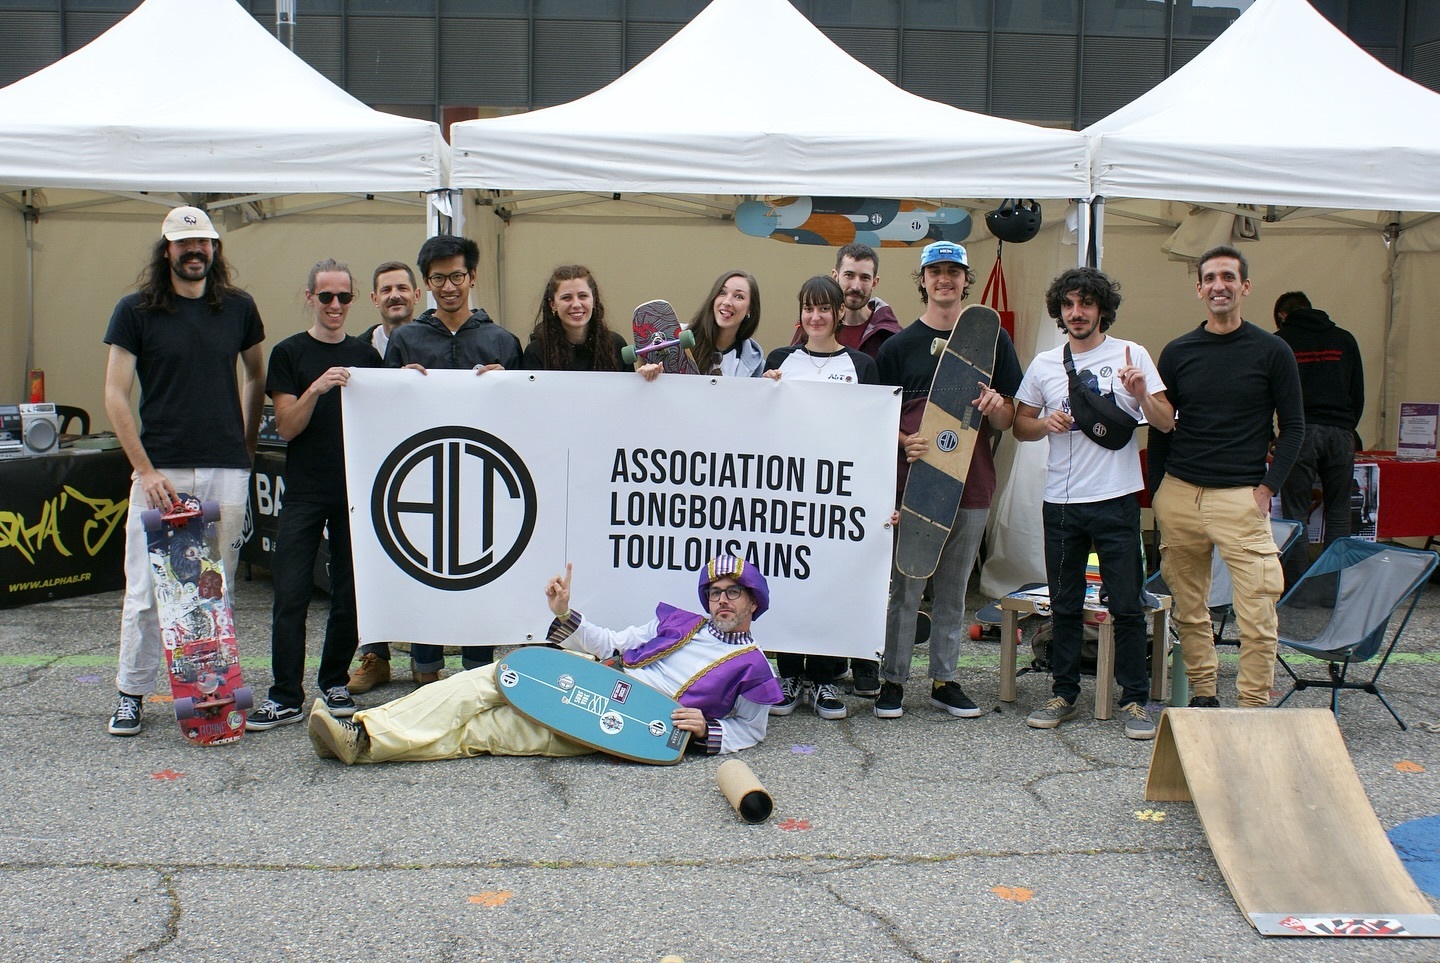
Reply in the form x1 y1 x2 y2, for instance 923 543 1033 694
919 240 969 269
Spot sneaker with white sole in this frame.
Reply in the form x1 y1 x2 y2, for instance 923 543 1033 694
930 681 983 718
770 676 802 717
1121 702 1157 740
874 682 904 719
851 660 882 698
808 682 848 720
1027 696 1079 729
107 692 143 736
245 700 303 731
323 686 357 718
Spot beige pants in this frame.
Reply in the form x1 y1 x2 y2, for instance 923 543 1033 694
1153 476 1283 707
355 664 594 763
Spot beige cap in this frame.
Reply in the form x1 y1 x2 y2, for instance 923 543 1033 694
161 206 219 241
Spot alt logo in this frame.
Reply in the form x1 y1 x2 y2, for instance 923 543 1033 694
936 429 959 453
370 426 537 590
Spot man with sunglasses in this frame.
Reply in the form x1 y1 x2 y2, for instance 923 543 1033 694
247 259 383 731
308 556 784 764
382 234 523 684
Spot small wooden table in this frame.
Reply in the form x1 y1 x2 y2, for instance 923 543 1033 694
997 587 1172 720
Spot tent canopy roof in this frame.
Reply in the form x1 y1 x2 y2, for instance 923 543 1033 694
0 0 447 193
1085 0 1440 212
452 0 1088 199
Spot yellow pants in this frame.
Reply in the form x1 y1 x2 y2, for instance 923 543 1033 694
1154 476 1283 707
354 664 593 763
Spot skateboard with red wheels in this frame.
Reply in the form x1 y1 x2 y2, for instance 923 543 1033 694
142 493 251 745
627 300 702 375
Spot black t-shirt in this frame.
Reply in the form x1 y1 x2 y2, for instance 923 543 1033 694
103 291 265 469
266 332 383 502
520 331 627 371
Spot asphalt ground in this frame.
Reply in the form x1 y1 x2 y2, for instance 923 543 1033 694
2 572 1438 963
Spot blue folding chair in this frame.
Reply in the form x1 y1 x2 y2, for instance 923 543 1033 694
1275 538 1438 730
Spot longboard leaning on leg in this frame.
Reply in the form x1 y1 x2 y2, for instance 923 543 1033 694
895 304 1001 580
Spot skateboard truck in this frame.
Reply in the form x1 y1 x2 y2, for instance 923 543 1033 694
622 329 696 365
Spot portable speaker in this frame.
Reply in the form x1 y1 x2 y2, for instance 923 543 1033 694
19 402 61 455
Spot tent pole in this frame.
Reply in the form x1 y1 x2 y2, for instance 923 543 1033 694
1381 217 1401 447
22 190 36 385
1074 198 1091 268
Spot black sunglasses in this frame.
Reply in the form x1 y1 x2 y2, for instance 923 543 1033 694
315 291 354 305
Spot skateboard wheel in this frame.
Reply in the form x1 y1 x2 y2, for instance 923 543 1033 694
678 330 696 349
970 623 982 641
930 336 947 356
621 345 638 365
174 697 197 720
232 687 253 711
200 501 220 523
141 509 163 532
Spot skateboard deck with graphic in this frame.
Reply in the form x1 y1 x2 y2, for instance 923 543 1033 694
629 299 701 375
142 493 252 745
496 646 689 765
896 305 1001 579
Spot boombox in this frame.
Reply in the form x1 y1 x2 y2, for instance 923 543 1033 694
0 403 62 456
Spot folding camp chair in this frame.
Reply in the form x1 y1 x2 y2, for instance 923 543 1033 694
1275 538 1438 730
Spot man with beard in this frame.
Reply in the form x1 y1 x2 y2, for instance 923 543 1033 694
874 241 1022 720
1013 268 1171 739
103 206 265 735
308 556 784 764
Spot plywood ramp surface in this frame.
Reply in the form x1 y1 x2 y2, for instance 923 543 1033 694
1146 708 1439 936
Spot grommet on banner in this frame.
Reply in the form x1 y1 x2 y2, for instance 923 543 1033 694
717 759 773 823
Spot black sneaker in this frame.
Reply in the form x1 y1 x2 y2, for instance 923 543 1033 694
808 682 848 720
874 682 904 719
1187 695 1221 708
930 681 983 718
770 677 802 717
108 692 143 736
245 700 304 731
851 660 882 698
323 686 357 718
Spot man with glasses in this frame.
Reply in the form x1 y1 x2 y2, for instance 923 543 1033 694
382 234 522 684
247 259 383 731
103 206 265 736
308 556 784 764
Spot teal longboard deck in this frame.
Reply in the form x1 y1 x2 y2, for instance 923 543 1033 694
896 304 1001 579
496 647 690 765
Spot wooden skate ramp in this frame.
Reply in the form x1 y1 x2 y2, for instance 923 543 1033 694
1147 708 1440 937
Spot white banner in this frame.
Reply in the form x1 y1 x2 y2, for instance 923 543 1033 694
342 369 900 659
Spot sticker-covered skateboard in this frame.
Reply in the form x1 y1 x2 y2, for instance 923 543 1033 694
626 299 702 375
142 493 252 745
896 304 1001 579
496 646 689 765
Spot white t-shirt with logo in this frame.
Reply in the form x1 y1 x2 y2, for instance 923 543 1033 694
1015 335 1165 504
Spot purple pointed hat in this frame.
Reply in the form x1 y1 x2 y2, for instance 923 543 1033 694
698 554 769 620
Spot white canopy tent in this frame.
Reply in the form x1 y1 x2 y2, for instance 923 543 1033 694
450 0 1089 199
0 0 448 193
1086 0 1440 213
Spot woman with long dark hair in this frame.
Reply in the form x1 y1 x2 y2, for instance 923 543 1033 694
686 270 764 377
521 265 626 371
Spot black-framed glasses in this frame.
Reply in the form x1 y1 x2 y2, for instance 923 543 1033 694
426 271 470 288
706 586 745 601
315 291 354 305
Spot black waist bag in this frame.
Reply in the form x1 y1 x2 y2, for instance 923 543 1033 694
1063 343 1139 451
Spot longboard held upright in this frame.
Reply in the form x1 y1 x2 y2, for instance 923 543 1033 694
627 299 702 375
895 304 1001 580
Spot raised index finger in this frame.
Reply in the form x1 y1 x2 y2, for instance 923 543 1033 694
563 562 572 591
1125 345 1132 367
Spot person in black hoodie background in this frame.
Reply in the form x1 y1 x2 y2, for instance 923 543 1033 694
1274 291 1365 586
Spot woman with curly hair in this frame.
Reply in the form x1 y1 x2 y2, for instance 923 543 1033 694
686 270 764 377
521 265 626 372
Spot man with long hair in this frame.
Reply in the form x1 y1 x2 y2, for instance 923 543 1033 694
103 206 265 736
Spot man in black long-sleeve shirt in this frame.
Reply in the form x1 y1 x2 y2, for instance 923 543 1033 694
1273 291 1365 587
1148 245 1304 708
